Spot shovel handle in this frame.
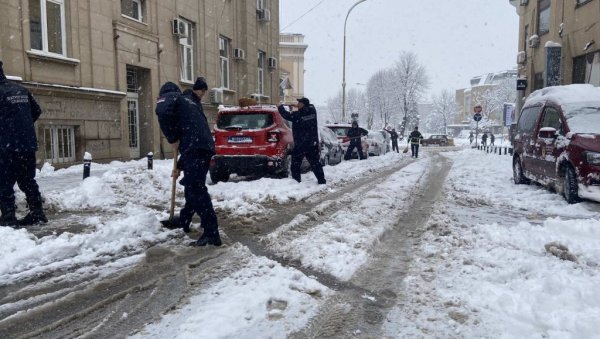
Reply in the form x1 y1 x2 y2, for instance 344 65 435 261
169 147 178 219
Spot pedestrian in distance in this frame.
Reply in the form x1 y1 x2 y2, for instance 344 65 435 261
0 60 48 227
469 131 474 144
385 128 400 153
344 121 368 160
408 126 424 158
490 133 495 146
277 98 326 185
155 77 221 247
481 133 488 147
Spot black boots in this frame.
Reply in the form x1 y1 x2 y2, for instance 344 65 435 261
18 210 48 226
0 206 18 226
189 229 222 247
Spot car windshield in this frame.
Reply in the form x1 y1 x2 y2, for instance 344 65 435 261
217 113 274 130
328 127 350 137
563 103 600 134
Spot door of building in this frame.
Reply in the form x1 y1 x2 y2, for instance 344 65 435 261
127 92 140 159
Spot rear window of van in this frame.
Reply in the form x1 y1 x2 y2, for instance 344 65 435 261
217 113 274 130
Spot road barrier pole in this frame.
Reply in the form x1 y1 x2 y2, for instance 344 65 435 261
147 152 154 170
83 152 92 180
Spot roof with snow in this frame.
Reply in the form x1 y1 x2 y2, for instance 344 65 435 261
524 84 600 107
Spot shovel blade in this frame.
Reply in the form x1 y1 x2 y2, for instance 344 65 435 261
160 215 181 229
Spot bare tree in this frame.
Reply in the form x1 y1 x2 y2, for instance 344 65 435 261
391 52 429 136
428 89 457 134
472 78 516 123
325 88 366 124
366 69 393 130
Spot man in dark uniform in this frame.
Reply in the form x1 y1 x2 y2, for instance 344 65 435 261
277 98 326 184
386 128 400 153
0 61 47 227
344 121 368 160
408 126 424 158
155 77 221 246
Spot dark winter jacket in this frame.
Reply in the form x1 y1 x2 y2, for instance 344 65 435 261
347 126 369 144
481 133 488 141
386 130 399 141
155 82 215 159
408 130 423 144
278 104 319 150
490 134 495 142
0 77 42 152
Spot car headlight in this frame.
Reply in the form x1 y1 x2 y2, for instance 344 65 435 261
585 151 600 165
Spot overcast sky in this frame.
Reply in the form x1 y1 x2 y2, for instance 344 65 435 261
279 0 519 105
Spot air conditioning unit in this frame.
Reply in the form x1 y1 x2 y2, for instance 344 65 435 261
528 35 540 48
517 51 527 64
257 8 271 22
209 88 223 104
172 18 188 38
520 0 528 5
267 57 277 69
233 48 246 60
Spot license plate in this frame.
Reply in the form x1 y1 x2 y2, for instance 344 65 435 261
228 136 252 144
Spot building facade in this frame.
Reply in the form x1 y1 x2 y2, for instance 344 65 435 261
0 0 280 166
510 0 600 99
279 33 307 104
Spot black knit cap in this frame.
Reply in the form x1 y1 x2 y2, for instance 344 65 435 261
296 97 310 106
193 77 208 90
0 61 6 80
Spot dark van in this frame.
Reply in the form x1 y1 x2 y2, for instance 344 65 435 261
512 84 600 203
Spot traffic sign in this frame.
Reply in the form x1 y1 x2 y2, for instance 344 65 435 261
473 113 482 122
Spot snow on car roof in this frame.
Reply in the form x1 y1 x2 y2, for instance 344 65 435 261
525 84 600 107
218 105 279 112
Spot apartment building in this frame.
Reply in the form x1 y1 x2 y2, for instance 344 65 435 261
279 33 307 104
0 0 280 166
510 0 600 98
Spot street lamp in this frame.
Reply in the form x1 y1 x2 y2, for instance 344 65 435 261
342 0 368 121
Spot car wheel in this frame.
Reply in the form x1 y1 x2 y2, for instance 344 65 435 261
513 156 529 185
278 155 292 178
563 165 580 204
210 168 230 184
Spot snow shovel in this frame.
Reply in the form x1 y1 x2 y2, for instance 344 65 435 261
161 148 180 229
403 146 409 153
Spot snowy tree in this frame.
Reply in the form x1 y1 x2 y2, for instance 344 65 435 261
427 89 458 134
325 88 366 124
366 69 394 130
390 52 429 136
471 78 516 124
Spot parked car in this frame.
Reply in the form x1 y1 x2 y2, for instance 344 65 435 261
366 130 388 156
512 84 600 203
301 126 344 171
325 123 369 159
210 105 294 183
421 134 453 146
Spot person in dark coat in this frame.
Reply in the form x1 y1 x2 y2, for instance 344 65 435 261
0 60 47 227
407 126 424 158
469 132 474 144
481 133 488 147
490 133 495 146
386 128 400 153
344 121 368 160
155 77 221 247
277 98 326 184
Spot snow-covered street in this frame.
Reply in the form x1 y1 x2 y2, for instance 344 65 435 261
1 143 599 338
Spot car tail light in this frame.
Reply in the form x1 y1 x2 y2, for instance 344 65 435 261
342 136 349 143
267 131 280 143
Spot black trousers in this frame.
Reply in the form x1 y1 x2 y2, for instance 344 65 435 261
344 142 365 160
178 151 219 233
392 140 399 152
0 150 43 214
291 146 325 183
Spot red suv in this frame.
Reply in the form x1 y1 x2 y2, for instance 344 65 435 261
513 84 600 203
210 105 294 183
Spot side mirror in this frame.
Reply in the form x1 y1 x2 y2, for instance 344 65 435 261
538 127 557 139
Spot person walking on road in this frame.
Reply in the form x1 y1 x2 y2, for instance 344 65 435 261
155 77 221 247
344 121 368 160
0 60 47 227
408 126 424 158
490 133 495 146
277 98 326 185
386 128 400 153
481 133 488 147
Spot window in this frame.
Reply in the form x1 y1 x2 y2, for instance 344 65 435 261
523 24 529 52
257 0 266 10
217 113 274 130
219 36 230 89
573 51 600 86
576 0 592 5
534 72 544 90
257 50 266 94
540 107 562 132
178 18 194 82
537 0 550 36
44 126 75 164
517 106 542 134
29 0 66 55
121 0 144 22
